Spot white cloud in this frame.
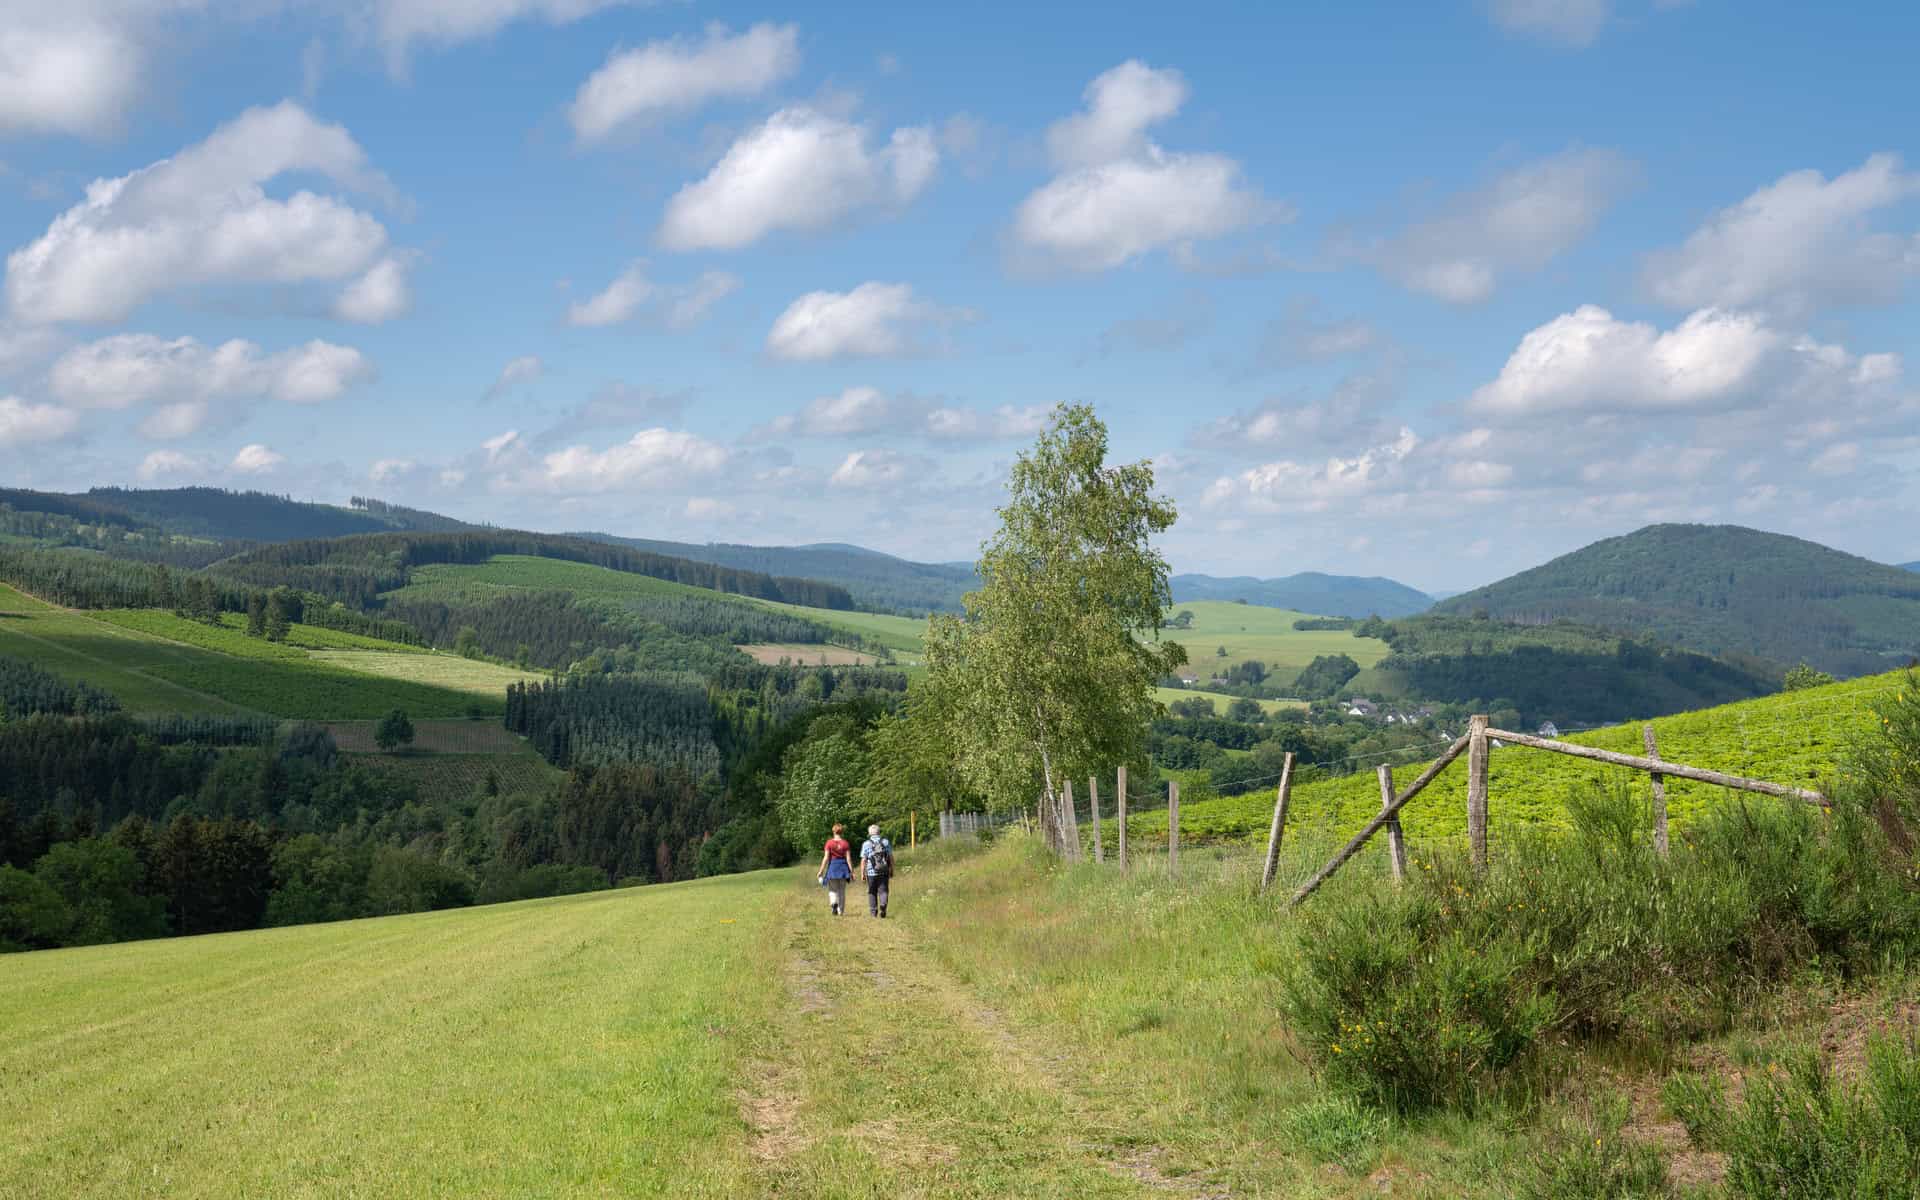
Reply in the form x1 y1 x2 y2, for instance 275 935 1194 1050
50 335 374 431
657 107 938 251
367 0 642 66
230 442 283 474
829 448 919 489
370 457 415 482
683 496 736 520
1195 375 1398 453
533 428 730 492
0 4 216 139
765 282 969 361
1484 0 1611 47
567 262 740 328
6 101 402 324
1467 305 1780 416
569 22 799 142
1012 60 1276 272
135 448 202 480
1641 153 1920 314
0 395 79 445
753 386 898 439
1204 428 1421 513
482 429 521 462
1365 148 1638 303
923 404 1050 443
333 255 412 323
483 355 542 402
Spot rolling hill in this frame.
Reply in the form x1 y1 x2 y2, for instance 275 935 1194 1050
1434 524 1920 677
1171 572 1432 618
576 532 976 614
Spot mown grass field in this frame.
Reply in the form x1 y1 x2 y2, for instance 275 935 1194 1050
382 555 711 605
748 597 931 658
736 642 881 666
0 585 505 720
1151 685 1305 716
1161 600 1390 681
1126 670 1895 850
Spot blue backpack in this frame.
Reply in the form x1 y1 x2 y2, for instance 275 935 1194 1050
866 838 893 876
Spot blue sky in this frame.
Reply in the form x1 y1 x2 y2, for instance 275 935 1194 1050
1 0 1917 590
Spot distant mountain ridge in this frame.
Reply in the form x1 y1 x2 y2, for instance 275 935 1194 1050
1172 572 1432 619
1434 523 1920 677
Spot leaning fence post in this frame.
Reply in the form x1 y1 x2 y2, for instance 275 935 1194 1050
1379 763 1407 883
1468 714 1490 871
1063 779 1081 862
1117 765 1129 872
1088 774 1104 863
1167 779 1180 875
1259 752 1296 894
1643 724 1669 858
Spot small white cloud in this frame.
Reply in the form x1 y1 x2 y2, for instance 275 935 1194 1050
135 448 203 481
0 394 78 445
666 270 740 328
683 496 736 520
657 107 938 252
0 15 144 138
483 355 542 402
1363 148 1639 303
1484 0 1612 47
1205 428 1421 513
534 428 730 493
567 262 741 328
569 22 799 142
482 429 521 462
230 443 284 474
765 282 969 361
6 101 403 325
333 256 412 323
829 448 918 489
1641 153 1920 314
370 457 416 483
923 404 1050 442
1012 60 1277 272
567 262 652 327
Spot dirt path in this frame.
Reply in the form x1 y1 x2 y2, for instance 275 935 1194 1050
738 876 1227 1199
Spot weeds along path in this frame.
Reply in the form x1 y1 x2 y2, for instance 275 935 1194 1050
744 874 1224 1199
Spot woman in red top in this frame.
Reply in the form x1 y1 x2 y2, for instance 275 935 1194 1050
817 823 854 916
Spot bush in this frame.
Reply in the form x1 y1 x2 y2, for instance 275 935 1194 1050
1664 1034 1920 1197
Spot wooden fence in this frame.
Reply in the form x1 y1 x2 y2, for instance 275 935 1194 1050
1031 711 1828 905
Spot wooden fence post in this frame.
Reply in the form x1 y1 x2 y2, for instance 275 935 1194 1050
1167 779 1180 875
1643 724 1668 858
1468 714 1490 871
1117 765 1129 873
1380 764 1406 883
1259 752 1296 894
1063 778 1081 862
1088 774 1104 863
910 810 916 850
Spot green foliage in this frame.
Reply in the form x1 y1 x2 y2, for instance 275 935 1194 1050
777 718 871 851
579 531 977 615
0 865 72 951
1295 653 1362 699
1277 1094 1389 1171
0 652 120 718
923 403 1184 814
374 709 415 752
1784 662 1837 691
1433 522 1920 677
33 839 168 945
1664 1035 1920 1196
364 846 474 914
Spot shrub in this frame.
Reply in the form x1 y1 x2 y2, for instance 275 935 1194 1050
1663 1034 1920 1197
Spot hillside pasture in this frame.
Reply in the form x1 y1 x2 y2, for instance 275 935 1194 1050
382 554 709 605
1160 601 1390 682
746 597 929 658
306 650 542 698
1124 671 1893 849
1151 686 1305 716
736 642 880 666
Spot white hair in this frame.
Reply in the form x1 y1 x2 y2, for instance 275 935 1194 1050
868 824 881 836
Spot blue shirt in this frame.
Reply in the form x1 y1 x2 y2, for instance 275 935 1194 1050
861 836 892 877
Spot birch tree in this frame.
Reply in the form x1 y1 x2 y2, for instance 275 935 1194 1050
922 403 1184 847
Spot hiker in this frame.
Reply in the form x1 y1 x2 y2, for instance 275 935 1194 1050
860 824 893 918
818 823 854 915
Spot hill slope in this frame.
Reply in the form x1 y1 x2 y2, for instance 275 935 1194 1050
1434 524 1920 677
577 532 976 614
1173 571 1432 618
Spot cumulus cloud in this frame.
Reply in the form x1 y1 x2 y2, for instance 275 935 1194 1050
923 404 1050 443
229 442 283 474
828 448 921 489
657 107 937 251
569 22 799 142
764 282 970 361
1203 427 1421 513
1483 0 1612 47
333 256 412 323
135 448 202 480
750 386 901 440
483 354 542 402
566 261 740 328
0 3 222 139
0 395 79 445
532 428 730 493
1012 60 1276 272
6 101 405 325
1360 147 1639 303
1641 153 1920 314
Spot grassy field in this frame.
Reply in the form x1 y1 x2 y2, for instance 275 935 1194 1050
382 555 710 605
736 642 881 666
1151 685 1305 716
1161 601 1390 681
1128 670 1894 850
0 586 506 720
748 597 931 658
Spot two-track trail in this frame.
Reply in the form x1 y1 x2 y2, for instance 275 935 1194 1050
737 875 1228 1199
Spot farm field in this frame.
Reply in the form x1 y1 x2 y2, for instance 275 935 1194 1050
0 586 502 720
748 597 930 658
1124 670 1895 849
735 642 880 666
1160 601 1390 680
322 719 560 805
1151 685 1305 716
322 718 531 754
381 554 712 605
306 650 542 697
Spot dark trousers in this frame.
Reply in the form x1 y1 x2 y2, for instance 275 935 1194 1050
866 874 890 916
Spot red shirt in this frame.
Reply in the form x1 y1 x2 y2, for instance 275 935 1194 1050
824 836 851 863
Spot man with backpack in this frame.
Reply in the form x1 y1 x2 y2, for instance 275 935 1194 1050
860 824 893 918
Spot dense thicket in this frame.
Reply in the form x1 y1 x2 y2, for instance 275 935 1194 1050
0 655 120 717
215 532 854 610
1434 523 1920 677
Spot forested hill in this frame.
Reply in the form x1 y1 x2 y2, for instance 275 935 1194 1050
576 533 976 614
210 531 855 610
0 487 475 543
1433 524 1920 677
1172 571 1432 618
